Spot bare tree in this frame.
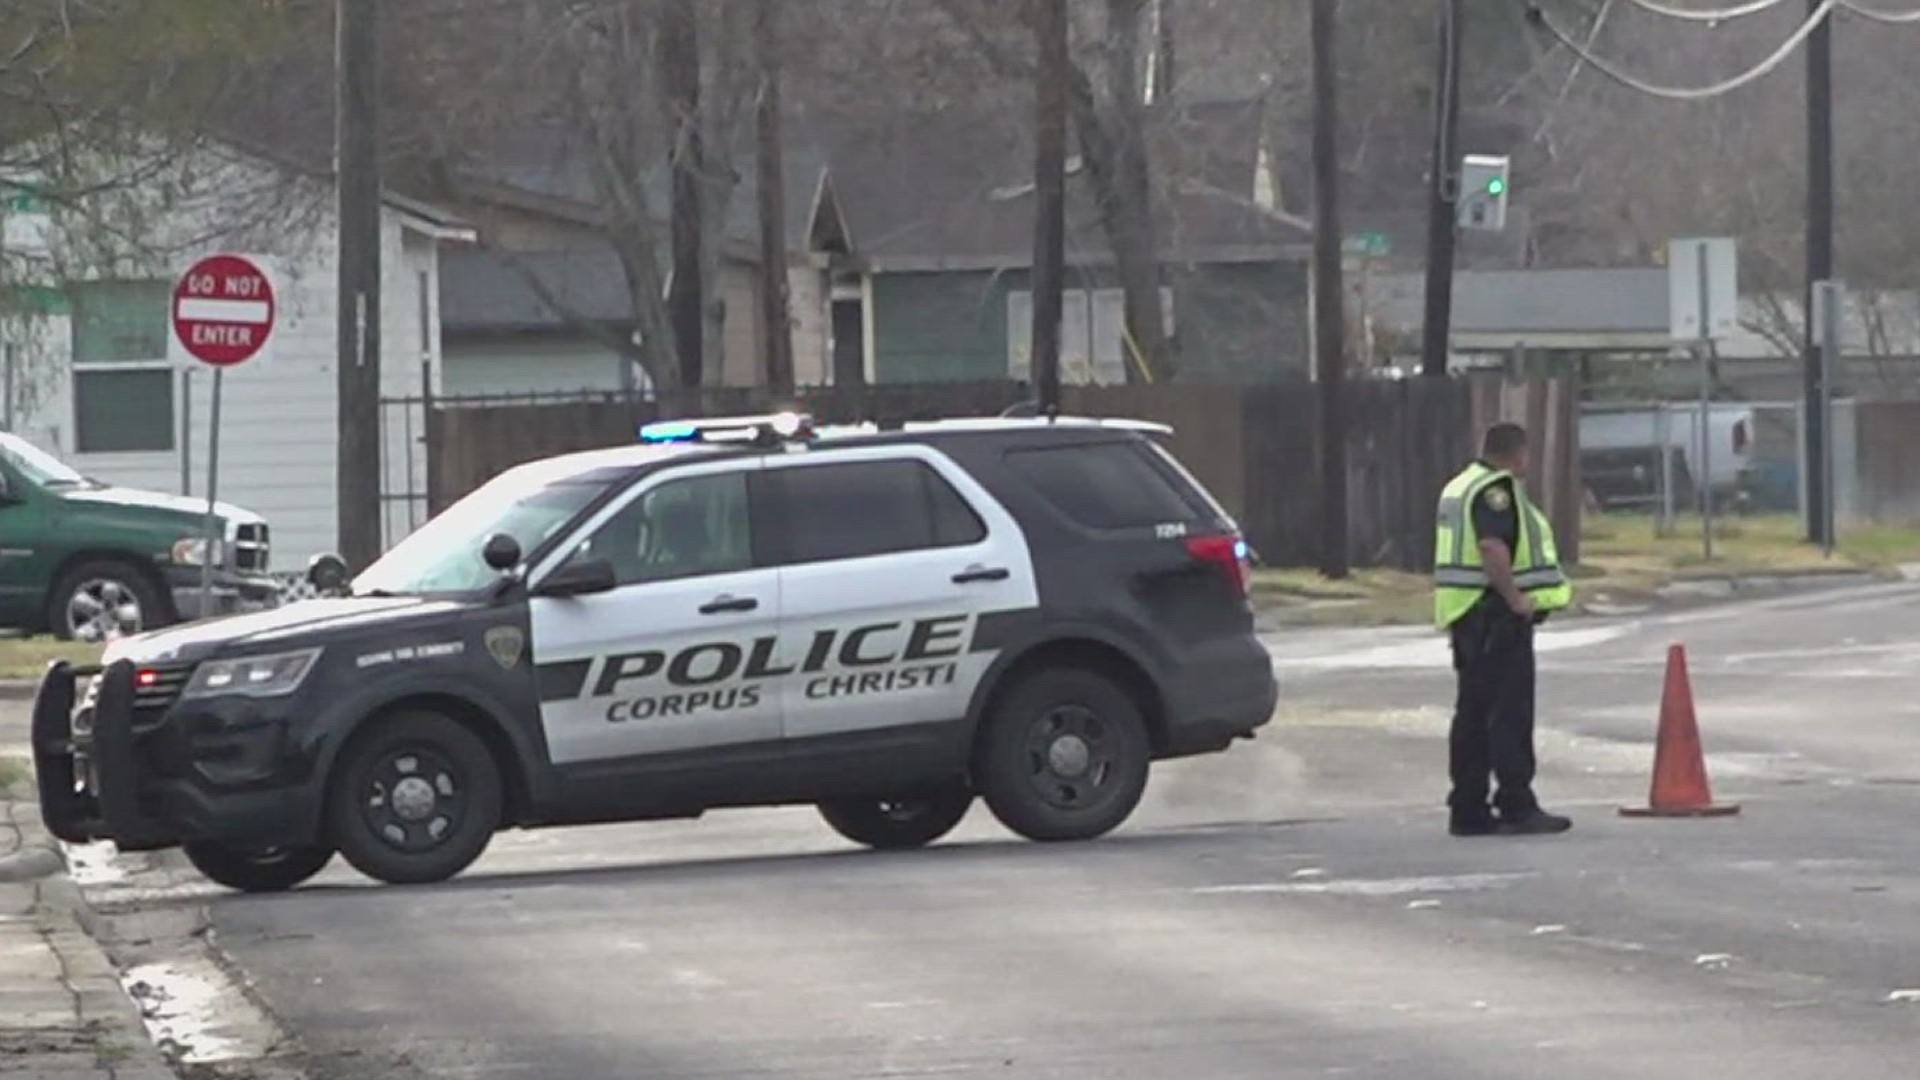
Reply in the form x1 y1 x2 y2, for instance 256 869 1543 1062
1031 0 1068 410
400 0 761 392
0 0 322 415
753 0 794 393
693 0 757 386
660 0 704 386
927 0 1173 377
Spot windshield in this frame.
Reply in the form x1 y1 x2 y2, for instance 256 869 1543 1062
0 433 88 488
353 472 614 596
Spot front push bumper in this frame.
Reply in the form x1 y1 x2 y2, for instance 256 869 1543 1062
32 660 179 851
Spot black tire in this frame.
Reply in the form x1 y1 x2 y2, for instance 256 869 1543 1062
974 667 1152 843
818 784 974 850
326 711 502 886
183 840 334 893
48 560 172 642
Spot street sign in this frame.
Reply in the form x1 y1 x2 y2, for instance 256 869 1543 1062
1342 231 1390 258
172 254 275 367
171 254 275 616
1667 237 1737 343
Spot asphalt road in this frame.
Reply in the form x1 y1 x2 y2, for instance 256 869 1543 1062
59 585 1920 1077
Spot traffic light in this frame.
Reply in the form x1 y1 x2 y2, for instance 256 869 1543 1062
1458 154 1510 232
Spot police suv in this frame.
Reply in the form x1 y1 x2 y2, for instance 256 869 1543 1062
32 413 1277 892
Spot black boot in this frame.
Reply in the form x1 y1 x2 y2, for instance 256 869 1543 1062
1449 807 1499 837
1498 807 1572 835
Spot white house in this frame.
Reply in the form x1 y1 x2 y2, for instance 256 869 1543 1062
1 139 474 574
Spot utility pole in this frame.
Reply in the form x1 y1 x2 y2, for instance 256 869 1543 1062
754 0 794 396
1311 0 1348 579
1419 0 1463 379
1803 0 1833 545
1031 0 1068 414
336 0 382 571
661 0 704 391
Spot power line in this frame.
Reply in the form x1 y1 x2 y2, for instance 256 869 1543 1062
1523 0 1837 99
1619 0 1791 21
1839 0 1920 23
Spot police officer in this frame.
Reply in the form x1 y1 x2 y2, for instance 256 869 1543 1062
1433 422 1574 837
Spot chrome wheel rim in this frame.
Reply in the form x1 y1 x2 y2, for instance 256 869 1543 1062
67 579 144 642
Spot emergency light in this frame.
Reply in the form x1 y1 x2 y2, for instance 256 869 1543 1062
638 412 815 446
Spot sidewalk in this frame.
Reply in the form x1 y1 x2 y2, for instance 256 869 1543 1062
0 766 174 1079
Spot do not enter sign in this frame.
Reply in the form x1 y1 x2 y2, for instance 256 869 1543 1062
172 254 275 366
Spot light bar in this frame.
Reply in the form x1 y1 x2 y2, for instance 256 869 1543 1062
638 412 814 445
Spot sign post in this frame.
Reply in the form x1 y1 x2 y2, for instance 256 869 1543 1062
1812 279 1843 557
171 255 275 618
1668 237 1737 562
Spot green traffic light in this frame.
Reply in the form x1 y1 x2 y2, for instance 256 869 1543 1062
1486 177 1507 196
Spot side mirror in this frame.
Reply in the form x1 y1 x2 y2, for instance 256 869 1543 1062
306 553 350 593
534 558 617 599
482 533 523 572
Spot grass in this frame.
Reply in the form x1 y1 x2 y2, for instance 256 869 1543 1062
0 756 27 794
0 637 100 681
1250 567 1433 627
1255 513 1920 627
1581 513 1920 575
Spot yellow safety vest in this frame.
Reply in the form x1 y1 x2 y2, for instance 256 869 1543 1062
1433 461 1573 629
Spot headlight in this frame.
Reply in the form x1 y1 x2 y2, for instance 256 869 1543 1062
172 537 226 567
182 648 322 699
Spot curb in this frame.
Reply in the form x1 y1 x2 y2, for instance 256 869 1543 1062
0 839 64 882
0 679 35 702
27 877 176 1079
2 784 177 1078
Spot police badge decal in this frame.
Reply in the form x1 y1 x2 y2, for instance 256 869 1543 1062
1483 486 1511 512
485 625 526 669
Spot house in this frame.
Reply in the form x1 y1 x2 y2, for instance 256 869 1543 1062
809 97 1313 385
0 138 473 572
435 133 853 395
433 97 1312 396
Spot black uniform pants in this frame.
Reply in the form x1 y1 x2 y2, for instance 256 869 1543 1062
1448 601 1539 817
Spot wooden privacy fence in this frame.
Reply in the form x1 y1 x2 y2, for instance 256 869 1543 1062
402 376 1579 571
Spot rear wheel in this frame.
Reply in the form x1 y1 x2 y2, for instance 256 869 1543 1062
327 712 502 886
183 841 333 893
974 668 1152 842
818 784 973 850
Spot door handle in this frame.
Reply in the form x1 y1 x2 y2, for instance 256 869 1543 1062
699 595 759 615
952 565 1011 585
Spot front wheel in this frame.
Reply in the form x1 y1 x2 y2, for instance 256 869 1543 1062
183 841 334 893
818 784 974 850
49 561 170 642
974 668 1152 843
327 712 502 886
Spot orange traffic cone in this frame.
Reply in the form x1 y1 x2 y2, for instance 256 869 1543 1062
1620 644 1740 818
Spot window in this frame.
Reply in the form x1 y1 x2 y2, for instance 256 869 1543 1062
70 281 173 453
578 472 753 586
355 477 613 596
1007 442 1201 530
778 460 985 565
1007 287 1175 386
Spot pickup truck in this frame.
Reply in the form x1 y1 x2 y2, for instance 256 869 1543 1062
0 433 275 640
1580 404 1757 513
